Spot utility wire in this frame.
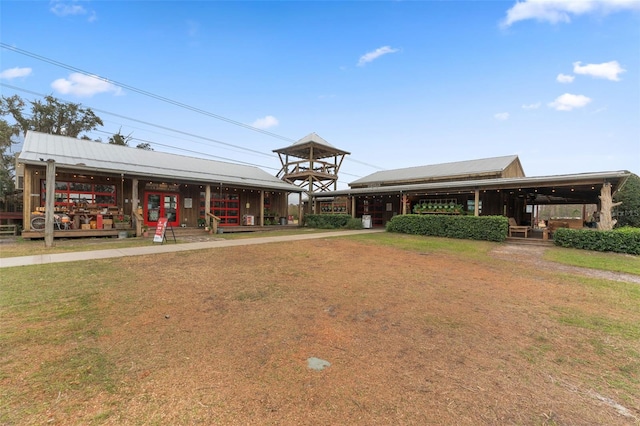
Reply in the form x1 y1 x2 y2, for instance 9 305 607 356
1 43 295 142
1 44 386 171
0 82 374 178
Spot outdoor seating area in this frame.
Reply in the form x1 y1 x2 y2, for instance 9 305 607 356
508 217 531 238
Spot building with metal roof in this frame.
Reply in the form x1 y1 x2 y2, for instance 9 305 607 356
18 131 304 237
310 154 630 230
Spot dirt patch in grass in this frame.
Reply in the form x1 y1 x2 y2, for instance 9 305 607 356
2 237 639 425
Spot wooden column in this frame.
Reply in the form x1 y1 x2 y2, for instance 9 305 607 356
22 165 33 227
298 192 303 226
351 196 356 217
260 190 265 226
44 159 56 248
474 189 480 217
132 178 139 214
205 184 211 220
401 194 407 215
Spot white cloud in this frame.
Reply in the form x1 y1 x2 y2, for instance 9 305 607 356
50 1 97 22
494 112 510 121
573 61 626 81
251 115 279 129
548 93 592 111
522 102 541 110
357 46 399 66
0 67 32 80
51 73 122 97
556 73 575 83
501 0 640 27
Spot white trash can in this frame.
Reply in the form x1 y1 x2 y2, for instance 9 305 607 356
362 214 372 229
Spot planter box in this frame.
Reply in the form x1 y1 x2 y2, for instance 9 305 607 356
81 224 91 230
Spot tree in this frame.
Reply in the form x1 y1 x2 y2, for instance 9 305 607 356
598 183 621 231
613 173 640 228
108 128 132 146
0 94 103 138
136 142 153 151
0 118 16 199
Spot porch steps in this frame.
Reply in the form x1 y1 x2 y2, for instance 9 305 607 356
505 237 554 247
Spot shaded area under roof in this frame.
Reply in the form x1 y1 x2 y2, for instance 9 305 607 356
313 170 631 205
273 132 350 159
350 155 522 187
18 131 304 192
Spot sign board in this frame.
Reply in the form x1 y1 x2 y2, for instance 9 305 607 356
153 217 168 243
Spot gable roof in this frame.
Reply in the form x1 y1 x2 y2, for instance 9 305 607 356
18 131 304 192
273 132 350 159
350 155 523 187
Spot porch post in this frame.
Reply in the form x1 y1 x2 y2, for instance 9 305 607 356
132 178 139 214
474 189 480 217
22 165 32 228
205 184 211 225
44 159 55 248
402 193 407 215
260 190 265 226
298 192 303 227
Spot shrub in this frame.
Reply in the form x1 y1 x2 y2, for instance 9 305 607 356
344 217 364 230
385 214 508 242
304 214 352 229
553 226 640 255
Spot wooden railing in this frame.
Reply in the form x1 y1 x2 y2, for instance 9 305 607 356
133 211 144 237
206 212 221 234
0 224 18 236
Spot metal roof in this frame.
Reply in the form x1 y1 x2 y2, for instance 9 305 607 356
18 131 304 192
350 155 521 186
273 132 350 159
313 170 631 204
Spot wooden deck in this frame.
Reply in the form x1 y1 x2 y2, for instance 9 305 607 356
20 224 300 240
21 228 129 239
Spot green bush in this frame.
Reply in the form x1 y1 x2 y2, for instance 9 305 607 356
385 214 508 242
344 217 364 229
304 214 352 229
553 226 640 255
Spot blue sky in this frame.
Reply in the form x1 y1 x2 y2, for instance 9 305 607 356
1 0 639 189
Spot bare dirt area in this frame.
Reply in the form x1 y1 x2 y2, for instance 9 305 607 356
3 237 639 425
491 243 640 285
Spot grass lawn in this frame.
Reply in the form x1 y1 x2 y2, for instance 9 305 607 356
1 233 639 424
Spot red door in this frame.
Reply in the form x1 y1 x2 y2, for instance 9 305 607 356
145 192 179 227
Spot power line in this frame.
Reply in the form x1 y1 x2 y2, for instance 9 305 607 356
1 83 273 158
91 128 279 170
1 44 386 171
2 82 361 179
1 43 296 143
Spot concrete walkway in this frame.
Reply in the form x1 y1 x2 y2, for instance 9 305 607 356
0 229 385 269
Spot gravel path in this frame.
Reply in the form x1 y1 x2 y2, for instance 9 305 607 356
490 244 640 284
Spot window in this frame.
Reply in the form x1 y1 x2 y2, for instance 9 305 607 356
200 192 240 226
42 180 116 208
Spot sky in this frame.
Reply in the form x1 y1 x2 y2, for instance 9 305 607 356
1 0 639 190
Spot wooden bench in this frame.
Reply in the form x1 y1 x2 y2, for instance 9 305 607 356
0 224 18 236
508 218 530 238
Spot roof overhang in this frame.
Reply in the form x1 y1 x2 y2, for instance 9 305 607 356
18 131 305 193
311 171 631 205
